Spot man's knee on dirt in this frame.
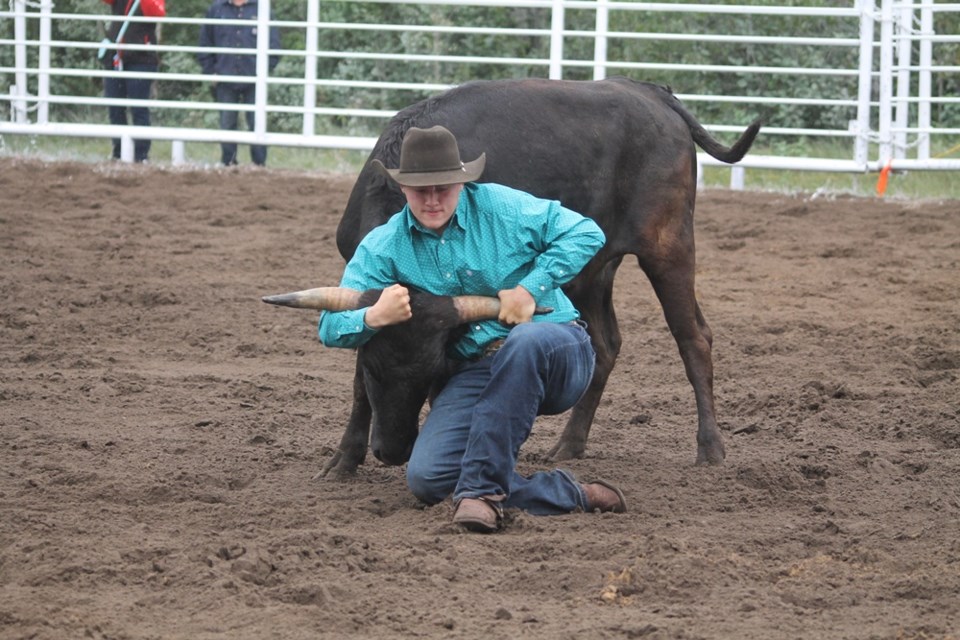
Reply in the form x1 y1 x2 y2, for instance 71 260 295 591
406 460 453 505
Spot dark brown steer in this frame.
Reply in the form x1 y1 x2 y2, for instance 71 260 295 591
267 76 760 478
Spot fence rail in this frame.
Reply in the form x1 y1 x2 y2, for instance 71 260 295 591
2 0 960 181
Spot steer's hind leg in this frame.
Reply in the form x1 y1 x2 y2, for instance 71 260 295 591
641 248 726 466
314 358 371 480
547 260 622 461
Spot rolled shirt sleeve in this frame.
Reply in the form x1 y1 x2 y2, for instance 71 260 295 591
317 232 395 349
318 307 376 348
514 197 605 302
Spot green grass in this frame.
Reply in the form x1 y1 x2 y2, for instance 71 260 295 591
0 134 370 174
2 132 958 200
701 137 960 199
700 165 960 200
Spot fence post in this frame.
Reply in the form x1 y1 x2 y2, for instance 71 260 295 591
303 0 319 137
730 165 745 190
917 3 933 160
549 0 564 79
878 0 895 164
593 0 609 80
120 134 135 162
854 0 875 169
894 0 913 160
12 0 30 124
171 140 186 165
254 0 271 143
38 0 53 124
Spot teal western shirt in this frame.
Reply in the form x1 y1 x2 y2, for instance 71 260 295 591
318 182 605 360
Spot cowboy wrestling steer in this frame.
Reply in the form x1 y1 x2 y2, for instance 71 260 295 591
263 287 537 472
264 76 760 478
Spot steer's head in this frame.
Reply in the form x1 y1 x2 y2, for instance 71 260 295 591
262 286 503 466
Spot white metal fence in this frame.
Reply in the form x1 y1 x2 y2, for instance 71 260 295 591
2 0 959 178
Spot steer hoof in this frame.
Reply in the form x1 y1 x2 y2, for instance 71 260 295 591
313 452 361 481
546 439 586 462
696 441 726 466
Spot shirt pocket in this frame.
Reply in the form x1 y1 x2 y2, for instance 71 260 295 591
456 266 497 295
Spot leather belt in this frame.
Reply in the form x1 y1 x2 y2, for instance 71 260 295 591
470 320 586 362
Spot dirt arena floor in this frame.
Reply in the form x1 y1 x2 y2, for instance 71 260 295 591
1 156 958 640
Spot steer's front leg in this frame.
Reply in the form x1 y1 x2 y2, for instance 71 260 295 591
314 359 371 480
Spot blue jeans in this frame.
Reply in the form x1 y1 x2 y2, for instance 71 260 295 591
406 321 595 515
104 63 157 162
216 82 267 166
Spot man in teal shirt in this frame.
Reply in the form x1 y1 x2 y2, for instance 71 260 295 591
319 126 627 532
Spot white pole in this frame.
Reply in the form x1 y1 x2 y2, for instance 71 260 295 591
13 0 30 124
38 0 53 124
172 140 186 165
549 0 564 80
878 0 895 163
120 134 134 161
254 0 271 141
854 0 875 168
917 3 933 160
593 0 609 80
730 165 745 190
894 0 912 160
303 0 319 136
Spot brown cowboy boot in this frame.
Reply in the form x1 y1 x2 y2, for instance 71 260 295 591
582 480 627 513
453 497 503 533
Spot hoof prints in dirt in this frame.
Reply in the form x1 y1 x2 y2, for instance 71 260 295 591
1 160 958 640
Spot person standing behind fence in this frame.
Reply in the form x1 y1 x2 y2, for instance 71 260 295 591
197 0 281 167
101 0 166 163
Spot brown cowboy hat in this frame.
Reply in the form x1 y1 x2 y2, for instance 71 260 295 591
372 125 485 187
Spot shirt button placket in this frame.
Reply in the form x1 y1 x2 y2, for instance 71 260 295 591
437 236 456 290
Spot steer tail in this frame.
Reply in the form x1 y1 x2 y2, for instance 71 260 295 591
664 90 762 164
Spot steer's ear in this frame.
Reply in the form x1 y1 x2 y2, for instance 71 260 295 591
262 287 363 311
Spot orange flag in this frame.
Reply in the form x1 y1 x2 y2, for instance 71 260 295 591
876 159 893 196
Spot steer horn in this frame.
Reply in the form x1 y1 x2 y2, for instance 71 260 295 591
261 287 363 311
453 296 502 323
454 296 553 323
262 288 552 320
